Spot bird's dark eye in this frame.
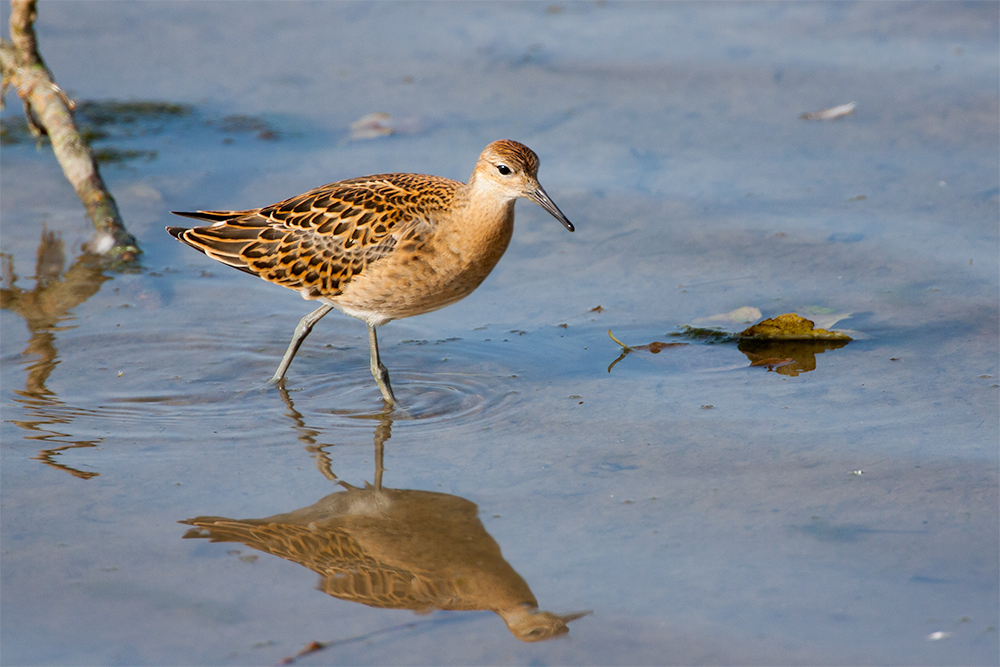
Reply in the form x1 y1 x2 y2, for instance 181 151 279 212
496 164 512 176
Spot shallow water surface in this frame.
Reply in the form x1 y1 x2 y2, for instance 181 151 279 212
2 2 997 665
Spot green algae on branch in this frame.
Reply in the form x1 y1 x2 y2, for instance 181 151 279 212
75 99 191 129
217 113 279 140
2 100 191 158
670 326 739 343
92 147 158 165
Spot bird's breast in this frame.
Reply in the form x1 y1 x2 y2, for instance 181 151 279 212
331 203 515 323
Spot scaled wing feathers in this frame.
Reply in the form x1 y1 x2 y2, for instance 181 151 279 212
168 174 459 298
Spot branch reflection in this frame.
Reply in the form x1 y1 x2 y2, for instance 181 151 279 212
1 231 110 478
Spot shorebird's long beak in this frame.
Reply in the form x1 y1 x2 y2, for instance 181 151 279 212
528 186 575 232
556 610 592 624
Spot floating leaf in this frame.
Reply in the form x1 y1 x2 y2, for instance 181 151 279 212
738 313 852 341
607 313 850 376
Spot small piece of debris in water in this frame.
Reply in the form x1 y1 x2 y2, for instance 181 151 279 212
800 102 856 120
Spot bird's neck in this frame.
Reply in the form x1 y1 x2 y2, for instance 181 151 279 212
453 178 517 240
435 180 516 275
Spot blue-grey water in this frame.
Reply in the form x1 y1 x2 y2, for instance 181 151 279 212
2 2 997 665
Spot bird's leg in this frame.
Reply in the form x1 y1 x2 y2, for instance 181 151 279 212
367 323 396 406
268 304 335 384
370 409 393 490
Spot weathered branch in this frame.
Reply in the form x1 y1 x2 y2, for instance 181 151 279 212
0 0 140 264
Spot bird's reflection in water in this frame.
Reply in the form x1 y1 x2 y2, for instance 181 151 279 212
181 402 587 642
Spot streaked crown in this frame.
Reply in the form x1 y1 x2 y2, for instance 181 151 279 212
480 140 540 176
